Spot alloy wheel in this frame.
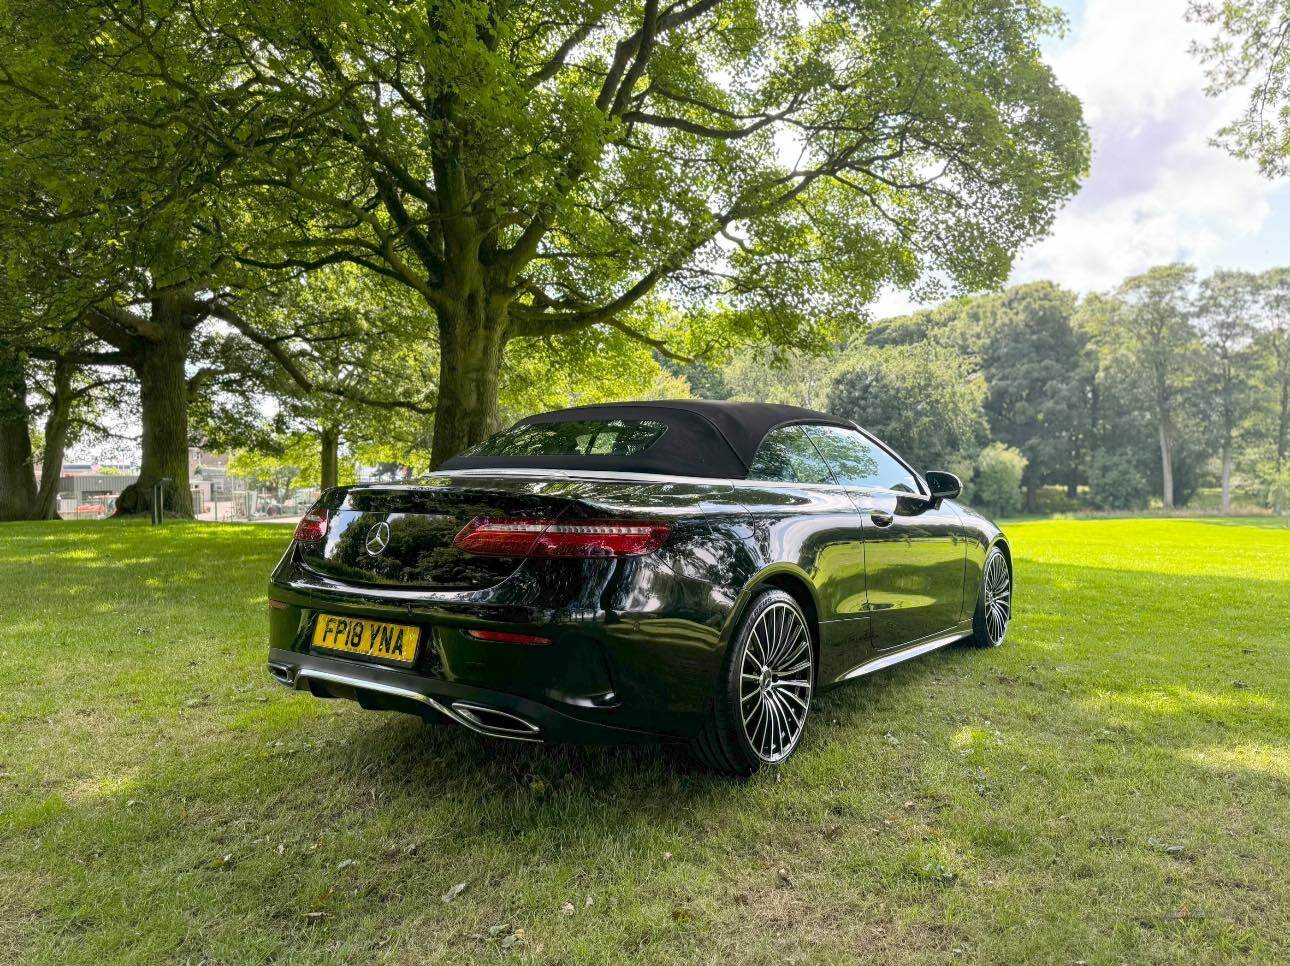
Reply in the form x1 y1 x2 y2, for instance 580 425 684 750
738 601 813 762
984 551 1011 645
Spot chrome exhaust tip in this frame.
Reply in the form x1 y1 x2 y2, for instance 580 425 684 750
450 701 542 739
268 662 296 687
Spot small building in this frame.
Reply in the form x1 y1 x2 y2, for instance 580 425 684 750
54 473 140 518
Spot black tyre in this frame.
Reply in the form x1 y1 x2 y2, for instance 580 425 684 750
970 546 1012 648
690 589 815 776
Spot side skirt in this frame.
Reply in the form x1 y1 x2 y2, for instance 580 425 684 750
835 620 974 683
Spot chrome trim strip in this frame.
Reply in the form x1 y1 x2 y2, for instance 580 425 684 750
726 478 926 501
837 629 970 682
294 668 544 743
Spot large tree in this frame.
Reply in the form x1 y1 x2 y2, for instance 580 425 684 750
0 0 251 516
1106 265 1201 509
1 0 464 514
970 282 1094 509
1196 270 1262 513
1257 267 1290 475
0 342 130 520
0 255 135 520
114 0 1087 466
0 345 38 520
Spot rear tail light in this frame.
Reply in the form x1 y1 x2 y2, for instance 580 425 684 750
293 504 330 542
466 629 552 645
452 517 669 558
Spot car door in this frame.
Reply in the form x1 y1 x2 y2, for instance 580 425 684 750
803 425 965 651
740 424 871 679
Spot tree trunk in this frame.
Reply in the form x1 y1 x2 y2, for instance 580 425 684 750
430 301 507 468
320 425 340 490
34 359 74 520
1158 420 1174 509
115 317 194 518
1277 381 1289 475
1220 439 1233 515
0 347 39 521
1024 480 1038 513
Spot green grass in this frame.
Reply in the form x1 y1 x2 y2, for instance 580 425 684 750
1 518 1287 964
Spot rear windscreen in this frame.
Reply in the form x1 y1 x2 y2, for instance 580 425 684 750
463 419 668 458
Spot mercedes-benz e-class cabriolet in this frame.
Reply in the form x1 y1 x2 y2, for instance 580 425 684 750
267 401 1012 775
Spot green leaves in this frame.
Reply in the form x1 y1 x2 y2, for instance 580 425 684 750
0 0 1091 463
1189 0 1290 178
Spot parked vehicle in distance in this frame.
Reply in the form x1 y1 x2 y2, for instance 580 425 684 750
266 401 1012 775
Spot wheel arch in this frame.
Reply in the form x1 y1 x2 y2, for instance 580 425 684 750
722 564 822 676
991 536 1013 574
983 536 1013 604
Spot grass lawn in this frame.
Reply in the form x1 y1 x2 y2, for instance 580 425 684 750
1 517 1287 964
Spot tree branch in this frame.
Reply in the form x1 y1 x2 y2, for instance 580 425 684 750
210 301 438 415
525 20 601 89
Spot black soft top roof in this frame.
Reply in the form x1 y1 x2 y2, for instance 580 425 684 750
438 400 857 479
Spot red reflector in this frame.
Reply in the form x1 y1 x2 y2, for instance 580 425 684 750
293 505 330 542
268 598 290 611
466 629 552 645
453 517 669 558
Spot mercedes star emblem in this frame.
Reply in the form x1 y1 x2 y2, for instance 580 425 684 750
365 521 391 556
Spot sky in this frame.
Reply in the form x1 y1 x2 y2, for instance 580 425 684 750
877 0 1290 316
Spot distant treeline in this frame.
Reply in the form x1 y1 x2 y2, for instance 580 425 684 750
671 265 1290 516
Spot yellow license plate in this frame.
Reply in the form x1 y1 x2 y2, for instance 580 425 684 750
312 614 421 665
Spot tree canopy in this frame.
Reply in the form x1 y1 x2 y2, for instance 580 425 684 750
64 0 1087 465
0 0 1093 517
826 342 987 474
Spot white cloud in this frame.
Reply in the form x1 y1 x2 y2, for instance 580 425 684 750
1009 0 1287 293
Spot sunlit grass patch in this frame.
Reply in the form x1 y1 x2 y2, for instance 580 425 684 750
1183 742 1290 780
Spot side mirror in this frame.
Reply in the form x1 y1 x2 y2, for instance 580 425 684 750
924 470 962 501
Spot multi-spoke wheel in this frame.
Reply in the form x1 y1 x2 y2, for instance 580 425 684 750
738 600 813 762
970 546 1012 648
690 588 815 776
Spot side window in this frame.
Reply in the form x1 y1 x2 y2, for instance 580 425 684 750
803 425 918 493
747 425 835 484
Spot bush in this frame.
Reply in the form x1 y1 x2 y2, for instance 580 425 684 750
1032 486 1084 514
968 443 1027 516
1088 450 1150 511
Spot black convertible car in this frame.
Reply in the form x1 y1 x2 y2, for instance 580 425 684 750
267 401 1012 775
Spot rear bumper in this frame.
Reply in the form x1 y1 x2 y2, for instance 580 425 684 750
268 647 668 745
267 546 733 740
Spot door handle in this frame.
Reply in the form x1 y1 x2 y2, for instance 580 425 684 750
868 510 894 528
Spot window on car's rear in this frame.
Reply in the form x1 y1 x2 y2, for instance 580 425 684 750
461 419 667 458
